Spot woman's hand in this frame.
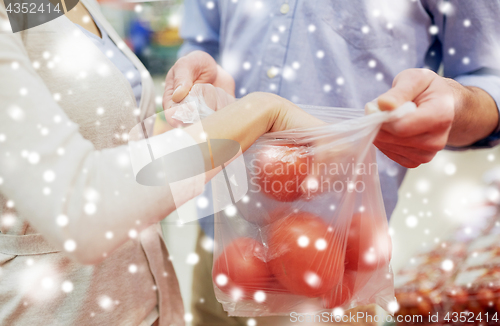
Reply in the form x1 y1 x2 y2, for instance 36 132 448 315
183 91 325 153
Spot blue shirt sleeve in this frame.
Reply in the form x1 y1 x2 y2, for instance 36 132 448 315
178 0 221 60
425 0 500 147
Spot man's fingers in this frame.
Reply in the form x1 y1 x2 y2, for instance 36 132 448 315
376 129 448 153
377 148 421 169
170 63 195 103
374 140 436 166
381 96 454 137
162 69 176 110
377 69 436 111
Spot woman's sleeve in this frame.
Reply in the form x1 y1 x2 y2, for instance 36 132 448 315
0 8 204 264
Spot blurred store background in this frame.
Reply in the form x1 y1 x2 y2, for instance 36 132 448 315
98 0 183 77
97 1 500 324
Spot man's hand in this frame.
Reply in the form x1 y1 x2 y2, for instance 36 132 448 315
162 51 235 110
375 68 498 168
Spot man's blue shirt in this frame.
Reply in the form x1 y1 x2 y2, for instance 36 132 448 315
178 0 500 238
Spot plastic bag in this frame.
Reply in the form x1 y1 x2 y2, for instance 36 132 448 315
170 85 414 317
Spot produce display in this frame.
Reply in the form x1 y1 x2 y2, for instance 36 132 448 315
443 227 500 324
394 203 500 325
394 240 467 319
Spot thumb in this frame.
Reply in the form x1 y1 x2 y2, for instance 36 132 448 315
171 64 195 103
378 69 436 111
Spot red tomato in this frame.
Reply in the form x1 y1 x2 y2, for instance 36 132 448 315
345 212 392 272
416 297 433 315
449 288 469 307
322 271 355 309
476 288 495 308
212 237 272 300
468 300 484 315
256 145 310 202
268 212 344 297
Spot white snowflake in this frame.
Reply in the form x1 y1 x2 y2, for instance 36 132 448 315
8 105 25 121
84 203 96 215
184 313 194 322
64 239 77 252
247 319 257 326
224 205 237 217
186 253 200 265
297 235 309 248
315 238 327 250
98 295 114 311
215 274 228 286
61 280 74 293
207 1 215 9
253 291 266 303
28 152 40 164
128 229 138 239
441 259 454 271
43 170 56 183
429 25 439 35
444 163 457 175
128 264 138 273
56 214 68 226
304 271 321 288
405 215 418 228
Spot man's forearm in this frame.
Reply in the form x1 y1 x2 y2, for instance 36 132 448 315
447 84 499 147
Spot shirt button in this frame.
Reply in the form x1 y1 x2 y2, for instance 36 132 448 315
267 67 279 78
280 3 289 14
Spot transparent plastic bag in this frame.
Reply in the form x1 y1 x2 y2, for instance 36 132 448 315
170 85 414 317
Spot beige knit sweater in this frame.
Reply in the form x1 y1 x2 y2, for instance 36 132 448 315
0 0 200 324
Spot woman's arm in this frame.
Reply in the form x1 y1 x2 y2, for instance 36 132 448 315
0 5 322 264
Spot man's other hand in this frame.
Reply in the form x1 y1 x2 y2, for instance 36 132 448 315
375 68 457 168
